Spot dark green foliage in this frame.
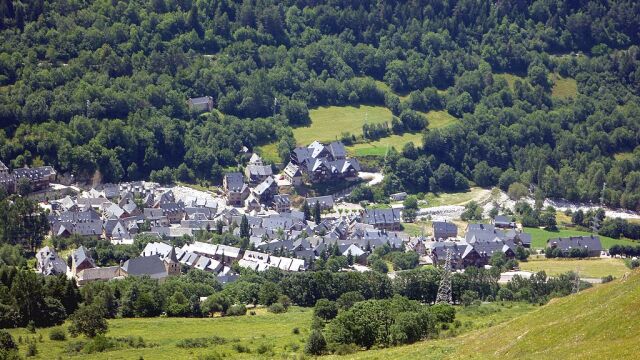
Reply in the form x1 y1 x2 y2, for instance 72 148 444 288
336 291 365 311
324 296 445 349
226 304 247 317
267 302 286 314
304 330 326 355
392 252 420 270
49 328 66 341
0 266 80 328
313 299 338 321
68 304 108 338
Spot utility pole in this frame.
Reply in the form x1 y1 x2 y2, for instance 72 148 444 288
572 269 581 294
436 249 453 304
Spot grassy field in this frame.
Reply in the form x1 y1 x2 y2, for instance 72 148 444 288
524 227 638 249
347 132 423 156
374 79 410 100
7 307 312 359
423 110 457 129
519 257 629 278
613 151 635 161
293 105 392 145
423 187 489 207
344 270 640 360
494 73 525 90
551 74 578 99
255 142 281 163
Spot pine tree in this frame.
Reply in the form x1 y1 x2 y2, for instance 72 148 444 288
314 201 321 224
303 200 311 221
187 4 203 37
240 215 250 239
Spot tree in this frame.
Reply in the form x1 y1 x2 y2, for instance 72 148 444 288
371 259 389 273
16 178 32 196
508 183 529 200
305 330 326 355
392 252 419 270
572 209 585 226
68 304 108 338
258 282 281 306
314 299 338 321
240 215 250 240
337 291 364 310
283 100 310 125
461 201 482 221
302 201 311 221
313 201 321 224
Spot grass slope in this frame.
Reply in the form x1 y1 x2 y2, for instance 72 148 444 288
345 270 640 360
519 257 629 278
347 132 423 157
8 307 312 359
293 105 392 145
524 227 638 249
551 74 578 99
422 110 457 129
446 269 640 360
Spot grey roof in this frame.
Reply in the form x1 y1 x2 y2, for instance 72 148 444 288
547 236 602 252
363 208 401 225
253 176 276 196
122 255 168 278
189 96 212 105
246 165 273 177
306 195 334 208
225 172 247 192
328 141 347 159
433 221 457 234
273 194 290 205
72 246 95 268
467 223 495 232
13 166 56 180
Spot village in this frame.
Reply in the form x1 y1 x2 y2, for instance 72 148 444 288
2 140 607 289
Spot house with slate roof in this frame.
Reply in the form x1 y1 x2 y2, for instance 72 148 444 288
245 164 273 184
432 221 458 240
287 141 360 183
223 172 250 206
36 246 67 276
546 235 602 257
71 246 96 275
363 208 402 230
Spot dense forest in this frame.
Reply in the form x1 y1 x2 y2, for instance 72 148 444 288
0 0 639 209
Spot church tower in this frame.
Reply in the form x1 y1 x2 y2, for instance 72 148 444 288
164 246 180 276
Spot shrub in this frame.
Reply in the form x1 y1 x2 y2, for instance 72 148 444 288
314 299 338 321
232 344 250 353
292 327 300 335
337 291 365 310
26 342 38 357
256 343 272 354
177 338 211 348
331 343 358 355
304 330 326 355
267 303 286 314
0 330 17 350
249 311 256 316
49 328 66 341
226 304 247 316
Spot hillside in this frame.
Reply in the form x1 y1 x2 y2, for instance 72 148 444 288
343 269 640 360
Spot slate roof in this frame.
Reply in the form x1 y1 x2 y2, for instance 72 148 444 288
246 165 273 177
433 221 457 235
189 96 213 105
225 172 246 192
363 208 401 225
547 235 603 252
122 255 168 278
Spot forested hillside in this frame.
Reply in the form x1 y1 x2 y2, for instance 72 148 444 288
1 0 639 209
